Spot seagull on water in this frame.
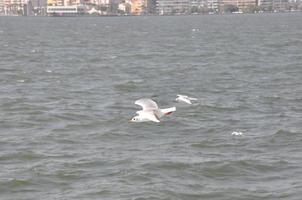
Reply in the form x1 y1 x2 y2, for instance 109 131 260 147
175 94 197 105
130 98 176 123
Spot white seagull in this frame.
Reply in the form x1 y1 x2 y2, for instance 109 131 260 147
130 98 176 123
175 94 197 104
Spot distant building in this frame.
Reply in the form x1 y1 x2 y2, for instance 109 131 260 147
130 0 147 15
207 0 220 12
118 0 150 15
146 0 156 13
258 0 290 11
2 0 26 15
190 0 208 8
0 0 4 13
118 0 131 14
221 0 257 12
87 0 110 6
156 0 190 15
156 0 222 15
190 0 209 13
31 0 47 7
190 0 220 13
47 4 85 15
47 0 84 6
47 0 63 5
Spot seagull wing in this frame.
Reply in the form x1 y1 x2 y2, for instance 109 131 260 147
135 98 158 111
177 96 192 104
182 98 192 104
188 97 198 101
177 94 188 98
143 112 160 123
137 111 160 123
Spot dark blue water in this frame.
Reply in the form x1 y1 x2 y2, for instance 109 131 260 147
0 13 302 200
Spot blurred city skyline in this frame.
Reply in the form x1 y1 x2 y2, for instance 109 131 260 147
0 0 302 16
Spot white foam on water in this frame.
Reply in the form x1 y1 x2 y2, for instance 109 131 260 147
232 131 243 136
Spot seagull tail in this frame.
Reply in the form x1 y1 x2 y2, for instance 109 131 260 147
161 107 176 116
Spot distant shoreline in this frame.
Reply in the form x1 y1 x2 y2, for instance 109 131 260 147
1 10 302 17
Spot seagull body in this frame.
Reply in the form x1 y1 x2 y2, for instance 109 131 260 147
175 94 197 104
130 98 176 123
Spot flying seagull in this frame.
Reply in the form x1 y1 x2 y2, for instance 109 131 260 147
175 94 197 104
130 98 176 123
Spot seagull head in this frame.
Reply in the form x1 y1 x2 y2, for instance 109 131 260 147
129 115 143 123
175 96 182 102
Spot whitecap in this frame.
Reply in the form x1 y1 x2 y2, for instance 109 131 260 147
232 131 243 136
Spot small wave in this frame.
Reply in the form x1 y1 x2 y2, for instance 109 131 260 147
0 68 18 72
87 189 111 196
120 172 153 185
148 161 191 170
127 194 166 200
191 138 245 149
191 140 223 148
54 170 83 180
274 129 301 136
162 190 224 199
0 178 34 188
262 129 302 145
201 159 284 178
201 104 246 112
0 151 42 161
114 81 138 92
